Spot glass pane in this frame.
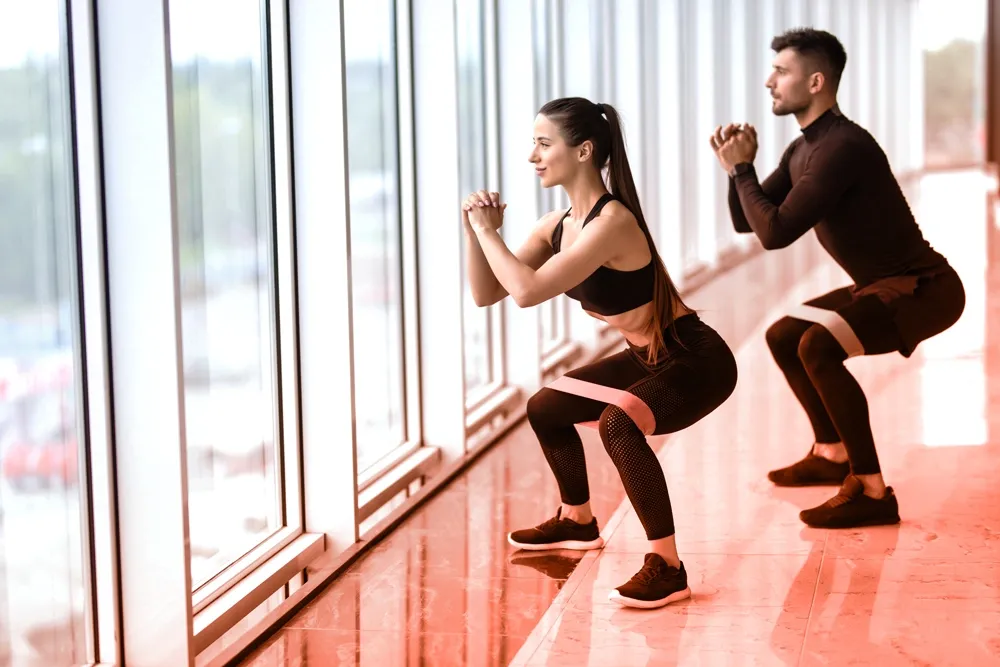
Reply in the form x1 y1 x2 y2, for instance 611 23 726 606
0 2 89 664
562 0 597 97
533 0 550 109
344 0 406 472
169 0 281 588
539 302 554 351
920 0 986 168
533 1 558 357
678 0 700 271
540 298 566 355
456 0 493 398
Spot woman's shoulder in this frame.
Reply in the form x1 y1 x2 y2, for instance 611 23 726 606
530 208 571 248
534 207 570 233
593 198 638 229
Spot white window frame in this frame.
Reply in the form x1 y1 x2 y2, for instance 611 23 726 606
66 0 120 662
460 0 511 417
91 1 325 663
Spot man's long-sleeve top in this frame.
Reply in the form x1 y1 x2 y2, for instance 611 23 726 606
728 108 949 289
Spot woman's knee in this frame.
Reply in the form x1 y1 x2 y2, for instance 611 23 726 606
526 388 557 430
797 325 845 374
597 405 643 459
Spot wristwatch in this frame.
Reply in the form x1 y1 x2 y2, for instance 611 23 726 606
729 162 753 177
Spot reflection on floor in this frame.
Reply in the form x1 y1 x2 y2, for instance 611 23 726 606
241 171 1000 666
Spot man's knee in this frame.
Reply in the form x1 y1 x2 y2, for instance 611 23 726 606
797 325 846 373
766 317 806 359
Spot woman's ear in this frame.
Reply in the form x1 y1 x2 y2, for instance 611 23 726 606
578 139 594 163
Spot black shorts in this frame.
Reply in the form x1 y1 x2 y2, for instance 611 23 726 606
793 267 965 358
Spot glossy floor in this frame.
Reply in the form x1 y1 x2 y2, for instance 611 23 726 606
241 171 1000 666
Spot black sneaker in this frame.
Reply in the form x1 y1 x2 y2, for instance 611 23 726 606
799 476 901 528
507 508 604 551
608 553 691 609
768 450 850 487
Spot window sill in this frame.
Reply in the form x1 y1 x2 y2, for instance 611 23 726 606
465 379 507 413
357 440 423 494
193 527 305 615
357 446 441 522
193 532 324 653
680 242 762 293
465 384 521 436
540 340 582 378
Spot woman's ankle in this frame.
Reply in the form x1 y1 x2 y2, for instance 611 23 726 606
561 502 593 525
648 535 681 569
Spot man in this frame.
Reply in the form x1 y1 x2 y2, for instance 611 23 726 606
710 28 965 529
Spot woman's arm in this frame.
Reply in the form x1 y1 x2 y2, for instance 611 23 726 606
464 212 556 306
470 204 628 308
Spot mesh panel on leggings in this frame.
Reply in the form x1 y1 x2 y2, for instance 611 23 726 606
597 373 690 541
599 363 740 540
539 430 590 505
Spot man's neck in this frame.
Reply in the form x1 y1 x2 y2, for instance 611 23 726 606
795 100 838 129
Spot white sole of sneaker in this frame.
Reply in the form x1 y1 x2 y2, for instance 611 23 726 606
506 534 605 551
607 586 691 609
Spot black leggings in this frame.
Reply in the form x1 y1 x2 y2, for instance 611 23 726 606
526 315 738 540
766 269 965 475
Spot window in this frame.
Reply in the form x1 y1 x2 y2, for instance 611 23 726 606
0 1 88 663
169 0 282 589
344 0 408 472
456 0 503 405
534 0 572 358
674 0 700 271
920 0 986 168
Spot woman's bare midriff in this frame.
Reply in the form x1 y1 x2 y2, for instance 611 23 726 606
585 301 695 347
556 201 691 345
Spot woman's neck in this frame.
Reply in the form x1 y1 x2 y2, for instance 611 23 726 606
562 170 609 220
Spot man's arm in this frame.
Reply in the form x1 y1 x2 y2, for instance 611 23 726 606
713 124 794 234
731 140 861 249
728 156 792 233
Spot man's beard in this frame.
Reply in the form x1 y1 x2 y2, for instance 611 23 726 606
771 97 808 117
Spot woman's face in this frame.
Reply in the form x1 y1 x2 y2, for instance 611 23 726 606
528 113 588 189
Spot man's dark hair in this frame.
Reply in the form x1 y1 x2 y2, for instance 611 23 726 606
771 28 847 91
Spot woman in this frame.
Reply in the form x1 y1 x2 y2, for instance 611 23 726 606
462 97 737 609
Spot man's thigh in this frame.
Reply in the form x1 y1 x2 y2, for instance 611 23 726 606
791 286 902 357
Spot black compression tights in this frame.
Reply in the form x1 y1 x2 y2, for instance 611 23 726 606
526 316 737 540
765 317 898 475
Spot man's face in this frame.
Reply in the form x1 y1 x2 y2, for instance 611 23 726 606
765 48 817 116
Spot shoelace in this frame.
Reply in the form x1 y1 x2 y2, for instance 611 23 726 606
823 480 864 508
823 492 854 508
629 562 665 586
535 514 563 532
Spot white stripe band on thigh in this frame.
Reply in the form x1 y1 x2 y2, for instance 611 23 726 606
546 376 656 435
787 304 866 358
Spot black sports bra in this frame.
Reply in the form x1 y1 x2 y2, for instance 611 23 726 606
550 193 656 316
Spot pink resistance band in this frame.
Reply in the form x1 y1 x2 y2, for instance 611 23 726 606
787 304 866 358
546 376 657 435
